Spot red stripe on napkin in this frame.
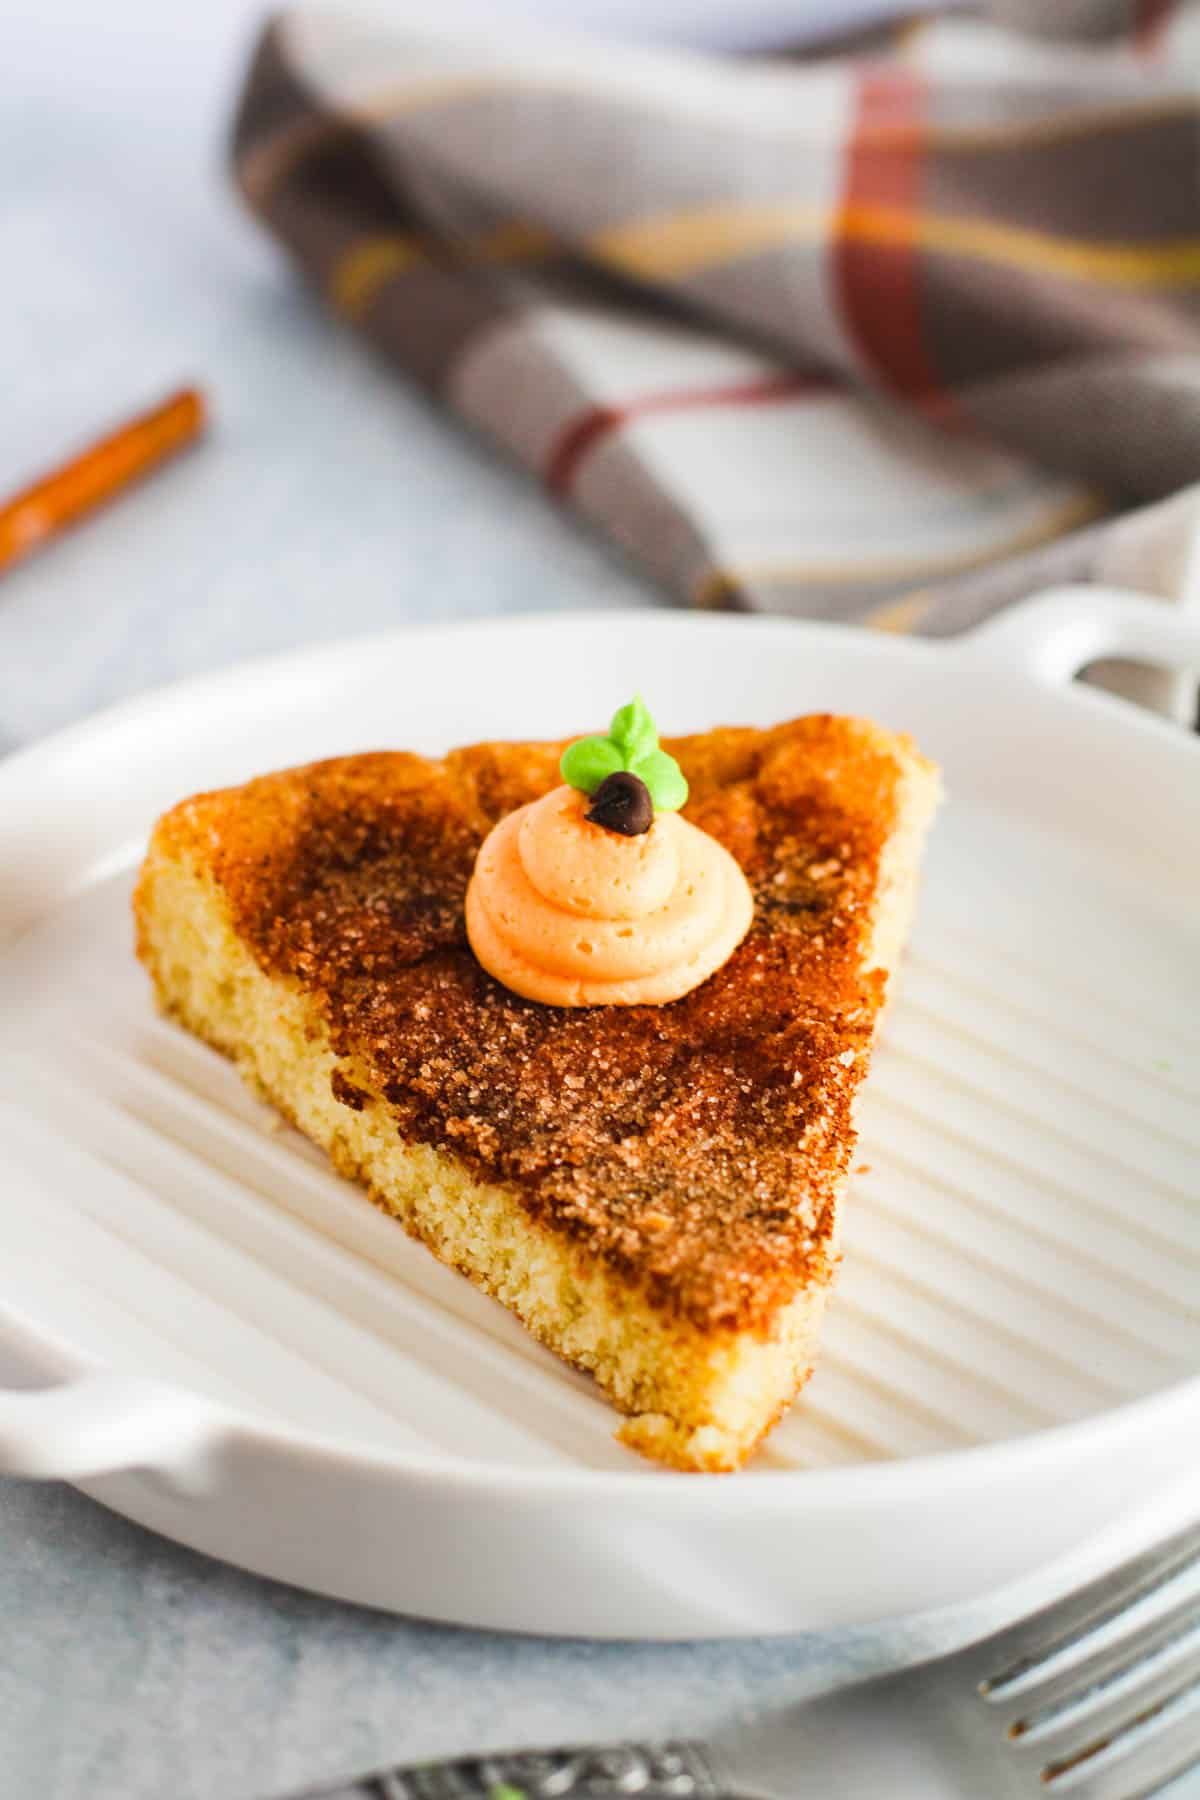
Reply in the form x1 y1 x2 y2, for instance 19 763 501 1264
834 68 949 417
1135 0 1175 53
545 370 833 495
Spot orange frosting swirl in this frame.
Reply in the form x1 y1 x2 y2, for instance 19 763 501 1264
466 784 753 1007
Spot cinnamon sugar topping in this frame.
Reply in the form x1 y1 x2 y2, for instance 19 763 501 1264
161 718 915 1333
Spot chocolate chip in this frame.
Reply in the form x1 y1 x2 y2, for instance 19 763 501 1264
586 771 654 837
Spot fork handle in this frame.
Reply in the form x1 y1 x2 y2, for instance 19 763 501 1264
291 1742 724 1799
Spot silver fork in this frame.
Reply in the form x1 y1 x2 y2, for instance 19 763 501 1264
290 1522 1200 1800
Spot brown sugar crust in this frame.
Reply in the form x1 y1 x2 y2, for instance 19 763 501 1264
149 720 917 1336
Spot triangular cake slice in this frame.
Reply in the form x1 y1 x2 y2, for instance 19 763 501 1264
134 718 939 1471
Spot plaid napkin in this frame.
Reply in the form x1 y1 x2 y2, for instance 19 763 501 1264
231 0 1200 705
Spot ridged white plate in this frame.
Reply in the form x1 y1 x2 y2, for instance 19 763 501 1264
0 588 1198 1637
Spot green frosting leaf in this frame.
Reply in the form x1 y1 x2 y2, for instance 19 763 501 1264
632 746 689 812
559 697 688 812
560 734 622 795
608 695 657 767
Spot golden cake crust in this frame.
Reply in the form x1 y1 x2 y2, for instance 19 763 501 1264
140 718 932 1338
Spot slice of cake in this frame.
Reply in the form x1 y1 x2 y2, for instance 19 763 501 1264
134 716 939 1471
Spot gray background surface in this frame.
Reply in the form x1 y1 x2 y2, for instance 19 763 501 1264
3 4 1198 1797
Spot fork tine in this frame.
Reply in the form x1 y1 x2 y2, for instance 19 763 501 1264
982 1524 1200 1704
966 1524 1200 1799
1010 1610 1200 1747
1040 1669 1200 1796
1128 1738 1200 1800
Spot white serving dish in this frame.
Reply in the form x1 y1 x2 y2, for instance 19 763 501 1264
0 588 1198 1640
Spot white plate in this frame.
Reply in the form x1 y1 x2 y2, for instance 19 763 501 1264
1 587 1198 1639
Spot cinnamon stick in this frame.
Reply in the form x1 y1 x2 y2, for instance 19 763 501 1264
0 387 207 574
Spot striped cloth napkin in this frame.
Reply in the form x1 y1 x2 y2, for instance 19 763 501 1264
231 0 1200 703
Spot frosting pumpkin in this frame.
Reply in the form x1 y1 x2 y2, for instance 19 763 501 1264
466 780 753 1007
